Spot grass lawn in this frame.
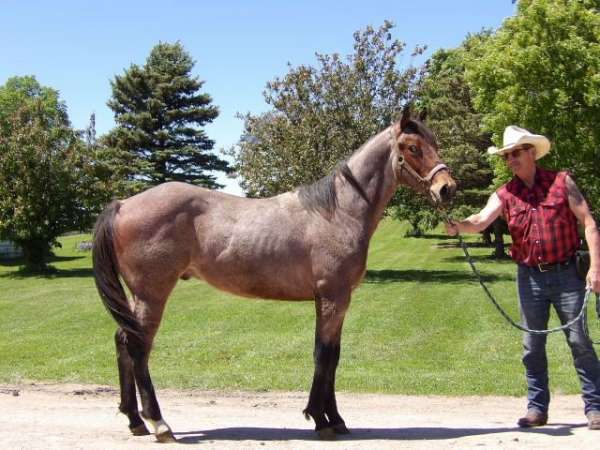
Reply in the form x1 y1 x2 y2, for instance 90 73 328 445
0 219 594 396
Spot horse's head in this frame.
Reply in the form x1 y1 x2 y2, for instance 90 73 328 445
390 107 456 206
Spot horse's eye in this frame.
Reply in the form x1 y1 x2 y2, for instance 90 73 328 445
409 145 418 154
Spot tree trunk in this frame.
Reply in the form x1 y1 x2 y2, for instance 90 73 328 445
492 219 507 259
19 239 51 272
406 219 423 237
481 227 492 246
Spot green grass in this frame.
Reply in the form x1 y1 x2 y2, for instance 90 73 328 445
0 220 593 396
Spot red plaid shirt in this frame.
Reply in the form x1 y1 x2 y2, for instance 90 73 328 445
497 167 580 267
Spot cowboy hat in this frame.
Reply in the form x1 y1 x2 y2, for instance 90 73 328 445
487 126 551 160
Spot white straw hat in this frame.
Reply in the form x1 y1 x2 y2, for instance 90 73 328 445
487 126 551 160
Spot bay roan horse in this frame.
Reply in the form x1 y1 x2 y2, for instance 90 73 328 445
92 108 456 442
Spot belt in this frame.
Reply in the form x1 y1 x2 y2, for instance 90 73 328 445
534 258 572 273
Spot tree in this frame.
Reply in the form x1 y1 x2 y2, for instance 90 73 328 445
392 36 496 236
419 39 495 208
465 0 600 218
104 41 229 195
0 76 91 271
74 113 121 220
231 22 423 197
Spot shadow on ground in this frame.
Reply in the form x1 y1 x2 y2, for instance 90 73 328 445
0 255 92 279
441 254 513 264
364 269 512 284
174 422 586 443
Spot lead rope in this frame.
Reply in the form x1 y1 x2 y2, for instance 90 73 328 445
440 211 598 338
583 291 600 345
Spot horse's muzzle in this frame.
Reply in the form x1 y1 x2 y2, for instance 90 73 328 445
430 171 456 205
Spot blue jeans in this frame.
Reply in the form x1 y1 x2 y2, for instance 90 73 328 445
517 262 600 414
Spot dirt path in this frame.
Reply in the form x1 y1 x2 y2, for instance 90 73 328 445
0 383 596 449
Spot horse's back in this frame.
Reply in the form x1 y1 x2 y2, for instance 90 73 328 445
188 188 318 299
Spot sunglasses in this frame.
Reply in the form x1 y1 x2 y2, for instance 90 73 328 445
502 145 532 160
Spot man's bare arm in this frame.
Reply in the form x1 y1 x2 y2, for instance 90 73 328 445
566 175 600 293
445 193 503 236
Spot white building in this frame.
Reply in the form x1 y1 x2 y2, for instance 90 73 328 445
0 241 23 258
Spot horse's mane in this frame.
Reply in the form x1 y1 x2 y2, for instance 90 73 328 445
298 161 370 215
297 119 434 216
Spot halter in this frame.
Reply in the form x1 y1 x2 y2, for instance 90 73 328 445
389 127 448 188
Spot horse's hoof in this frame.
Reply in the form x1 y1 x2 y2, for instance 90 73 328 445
130 423 150 436
333 423 350 434
317 427 337 440
156 430 177 443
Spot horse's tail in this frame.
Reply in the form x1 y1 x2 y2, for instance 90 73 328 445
92 200 144 341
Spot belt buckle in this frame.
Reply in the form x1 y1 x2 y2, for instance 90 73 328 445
538 263 550 272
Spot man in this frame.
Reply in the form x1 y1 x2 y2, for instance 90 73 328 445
445 125 600 429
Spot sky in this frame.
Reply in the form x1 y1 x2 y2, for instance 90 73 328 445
1 1 517 195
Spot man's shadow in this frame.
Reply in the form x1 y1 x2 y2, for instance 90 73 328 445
174 422 586 444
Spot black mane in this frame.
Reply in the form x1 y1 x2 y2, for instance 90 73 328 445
298 161 370 215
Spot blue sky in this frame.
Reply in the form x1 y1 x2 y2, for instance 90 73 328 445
2 1 516 195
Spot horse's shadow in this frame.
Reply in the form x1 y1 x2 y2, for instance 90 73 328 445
174 423 586 444
363 269 513 284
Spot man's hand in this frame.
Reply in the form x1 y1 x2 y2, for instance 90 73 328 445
586 269 600 294
445 220 459 237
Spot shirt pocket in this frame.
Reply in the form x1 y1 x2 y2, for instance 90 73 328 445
508 205 527 228
539 197 568 226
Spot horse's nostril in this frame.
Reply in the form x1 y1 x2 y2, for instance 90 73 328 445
438 183 455 203
440 184 449 201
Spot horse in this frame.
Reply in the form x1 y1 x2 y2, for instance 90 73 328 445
92 107 456 442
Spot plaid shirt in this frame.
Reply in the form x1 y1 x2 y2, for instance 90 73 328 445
497 167 580 267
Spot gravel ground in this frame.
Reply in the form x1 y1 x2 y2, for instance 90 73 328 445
0 382 597 449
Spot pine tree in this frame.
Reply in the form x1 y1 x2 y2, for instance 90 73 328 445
105 41 229 193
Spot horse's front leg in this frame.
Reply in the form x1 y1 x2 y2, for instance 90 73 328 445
303 290 350 439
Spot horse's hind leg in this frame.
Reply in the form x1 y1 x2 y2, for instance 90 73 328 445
123 288 179 444
126 329 176 443
304 290 350 439
115 328 148 436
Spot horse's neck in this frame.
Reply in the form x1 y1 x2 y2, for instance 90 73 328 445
337 128 397 236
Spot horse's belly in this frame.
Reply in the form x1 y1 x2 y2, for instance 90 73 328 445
193 264 315 301
202 276 314 301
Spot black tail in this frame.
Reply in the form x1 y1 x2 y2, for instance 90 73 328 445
92 201 144 341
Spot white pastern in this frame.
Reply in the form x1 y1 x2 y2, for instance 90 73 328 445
145 418 171 435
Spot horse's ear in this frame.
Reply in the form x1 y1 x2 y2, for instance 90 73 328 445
400 104 411 130
418 109 427 122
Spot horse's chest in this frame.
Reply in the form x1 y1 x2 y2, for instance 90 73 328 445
311 239 368 281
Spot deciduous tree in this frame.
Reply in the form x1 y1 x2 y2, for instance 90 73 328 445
0 76 92 271
232 22 422 197
466 0 600 217
392 35 496 236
